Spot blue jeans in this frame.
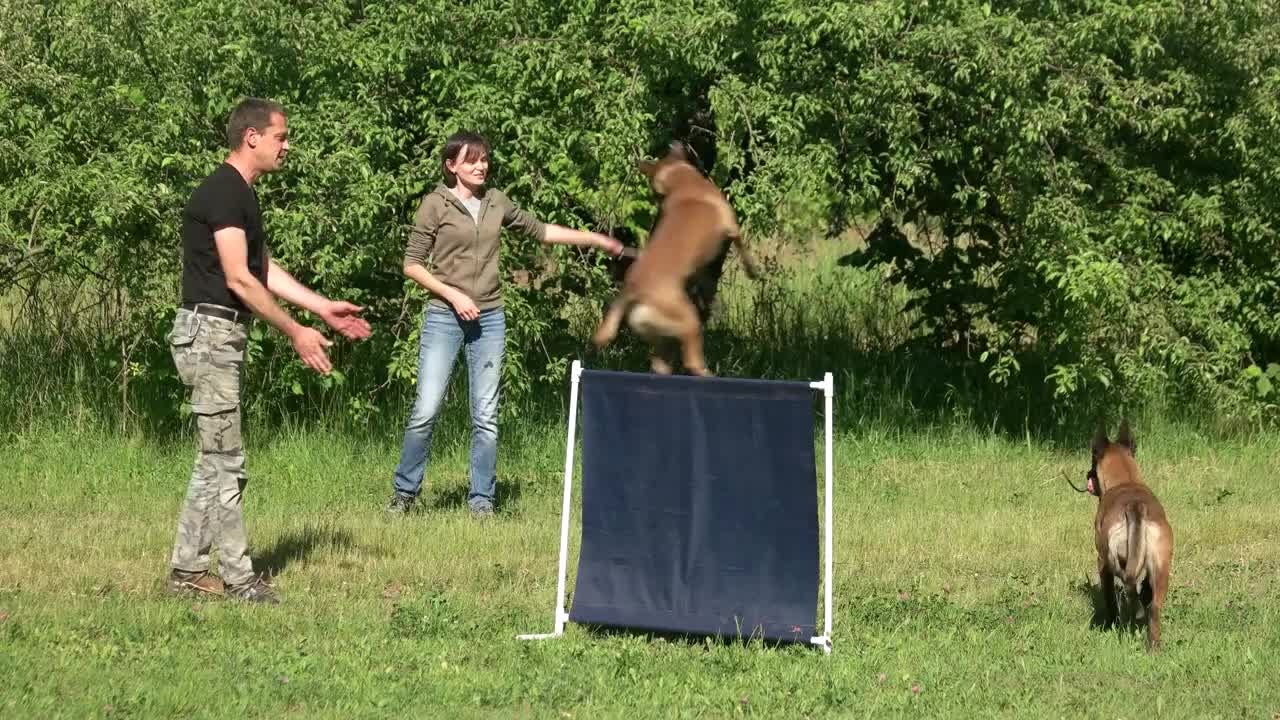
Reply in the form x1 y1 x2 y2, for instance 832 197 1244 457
392 305 505 509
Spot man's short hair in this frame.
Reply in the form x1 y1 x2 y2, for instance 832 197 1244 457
225 97 286 149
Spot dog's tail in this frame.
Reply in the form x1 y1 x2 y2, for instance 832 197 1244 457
1123 501 1148 592
729 233 760 279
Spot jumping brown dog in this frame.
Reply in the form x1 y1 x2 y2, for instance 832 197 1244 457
1078 420 1174 651
592 142 758 375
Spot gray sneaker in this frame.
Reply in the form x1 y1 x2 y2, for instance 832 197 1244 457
225 576 280 605
469 501 495 518
385 493 415 514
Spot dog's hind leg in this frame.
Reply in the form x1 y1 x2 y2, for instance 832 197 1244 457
649 337 679 375
649 354 674 375
633 292 710 376
665 296 710 376
1147 560 1169 652
1098 557 1118 629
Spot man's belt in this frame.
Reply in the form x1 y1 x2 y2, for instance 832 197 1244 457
181 302 252 325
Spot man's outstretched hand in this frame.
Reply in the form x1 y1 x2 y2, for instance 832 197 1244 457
289 325 334 375
318 300 372 340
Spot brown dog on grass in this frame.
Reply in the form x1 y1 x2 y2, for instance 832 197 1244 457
592 142 758 375
1078 420 1174 651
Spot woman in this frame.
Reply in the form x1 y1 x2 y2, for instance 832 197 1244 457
387 130 622 515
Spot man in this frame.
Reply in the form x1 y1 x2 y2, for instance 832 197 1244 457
165 97 371 604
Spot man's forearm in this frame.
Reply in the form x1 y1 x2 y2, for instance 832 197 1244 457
228 273 301 336
266 259 328 315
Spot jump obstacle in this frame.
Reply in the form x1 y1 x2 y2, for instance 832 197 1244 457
518 361 835 653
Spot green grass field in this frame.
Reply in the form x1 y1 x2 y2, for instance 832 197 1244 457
2 414 1278 719
3 237 1278 718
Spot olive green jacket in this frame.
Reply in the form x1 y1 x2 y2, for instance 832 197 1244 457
403 184 547 310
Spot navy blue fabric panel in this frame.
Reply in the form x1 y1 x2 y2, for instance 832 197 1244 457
569 370 819 642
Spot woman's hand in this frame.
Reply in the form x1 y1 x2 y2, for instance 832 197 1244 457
450 292 481 321
593 233 624 256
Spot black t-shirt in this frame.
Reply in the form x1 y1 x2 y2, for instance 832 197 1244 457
180 163 268 313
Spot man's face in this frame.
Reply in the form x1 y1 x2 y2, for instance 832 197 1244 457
247 112 290 172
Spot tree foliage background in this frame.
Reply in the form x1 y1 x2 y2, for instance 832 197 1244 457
2 0 1278 430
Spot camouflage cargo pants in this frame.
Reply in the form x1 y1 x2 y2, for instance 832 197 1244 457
167 307 254 586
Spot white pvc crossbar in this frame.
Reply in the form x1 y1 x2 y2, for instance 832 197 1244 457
518 361 835 655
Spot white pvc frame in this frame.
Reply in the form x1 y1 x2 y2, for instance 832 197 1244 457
518 361 835 655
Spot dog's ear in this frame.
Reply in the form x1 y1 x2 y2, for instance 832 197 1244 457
1116 418 1136 455
1090 425 1110 463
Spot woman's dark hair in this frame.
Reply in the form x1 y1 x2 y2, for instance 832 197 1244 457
441 130 491 187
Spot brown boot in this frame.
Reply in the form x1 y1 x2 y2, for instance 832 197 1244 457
168 569 225 596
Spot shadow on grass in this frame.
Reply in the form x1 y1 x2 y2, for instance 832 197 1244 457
255 525 357 578
576 622 823 652
1071 575 1150 638
428 476 524 512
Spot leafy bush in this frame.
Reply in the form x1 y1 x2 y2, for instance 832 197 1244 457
2 0 1277 430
